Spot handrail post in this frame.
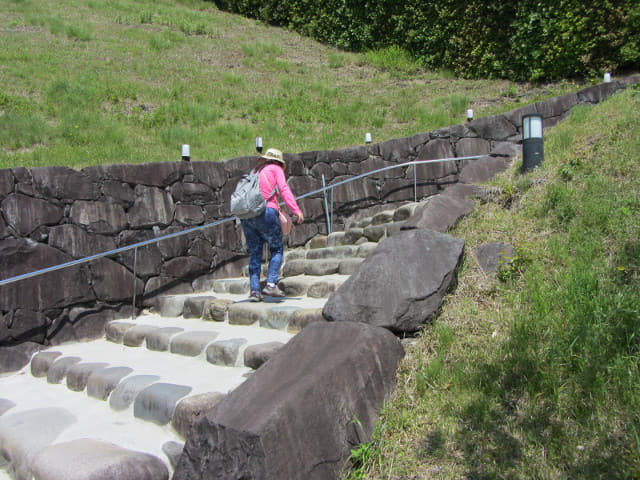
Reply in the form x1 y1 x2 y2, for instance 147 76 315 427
131 246 138 321
330 187 334 234
413 163 417 203
322 175 332 235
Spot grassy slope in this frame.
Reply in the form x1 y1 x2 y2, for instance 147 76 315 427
1 0 579 170
347 86 640 479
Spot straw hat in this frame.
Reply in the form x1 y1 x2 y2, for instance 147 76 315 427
260 148 285 165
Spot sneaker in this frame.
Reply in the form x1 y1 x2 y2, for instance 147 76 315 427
249 291 263 302
262 284 285 297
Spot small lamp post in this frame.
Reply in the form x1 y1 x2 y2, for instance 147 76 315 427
466 109 474 122
522 113 544 172
365 132 372 144
255 137 263 153
181 144 190 162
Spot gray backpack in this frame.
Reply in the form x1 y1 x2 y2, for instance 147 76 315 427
230 168 275 219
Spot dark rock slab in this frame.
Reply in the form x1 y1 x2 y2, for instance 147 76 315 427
323 229 465 334
468 114 518 141
474 242 516 275
459 155 509 184
133 382 192 425
87 366 134 400
174 322 404 480
153 295 187 317
48 224 117 259
0 341 42 374
127 185 175 228
109 375 160 411
69 200 127 234
49 304 133 346
31 166 99 200
30 438 169 480
243 342 286 369
0 239 93 312
172 392 226 438
1 193 63 236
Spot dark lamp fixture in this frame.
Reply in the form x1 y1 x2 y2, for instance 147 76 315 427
522 113 544 172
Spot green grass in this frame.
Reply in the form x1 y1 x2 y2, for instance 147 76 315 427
0 0 581 170
344 86 640 479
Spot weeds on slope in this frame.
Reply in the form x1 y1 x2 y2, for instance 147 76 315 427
345 86 640 479
0 0 579 169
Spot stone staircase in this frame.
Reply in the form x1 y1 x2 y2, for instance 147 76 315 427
0 201 424 480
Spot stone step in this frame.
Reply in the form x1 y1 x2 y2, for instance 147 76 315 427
286 242 378 261
282 257 364 277
104 311 297 366
0 373 180 480
278 274 349 298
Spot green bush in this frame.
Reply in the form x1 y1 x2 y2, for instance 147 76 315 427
210 0 640 81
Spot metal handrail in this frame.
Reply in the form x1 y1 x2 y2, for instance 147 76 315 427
0 155 483 288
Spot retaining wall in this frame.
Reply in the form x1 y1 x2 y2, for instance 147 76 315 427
1 76 637 347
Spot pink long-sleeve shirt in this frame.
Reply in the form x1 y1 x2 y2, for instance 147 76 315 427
258 164 302 216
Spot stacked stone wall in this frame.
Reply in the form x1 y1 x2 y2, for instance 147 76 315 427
1 77 637 347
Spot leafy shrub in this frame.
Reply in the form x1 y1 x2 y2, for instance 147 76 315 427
210 0 640 81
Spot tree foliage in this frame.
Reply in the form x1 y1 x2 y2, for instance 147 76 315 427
211 0 640 81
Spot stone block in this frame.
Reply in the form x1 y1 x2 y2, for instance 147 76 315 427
243 342 286 369
69 200 127 234
1 193 63 236
31 439 169 480
133 382 192 425
30 351 63 377
183 296 217 319
206 338 248 367
123 325 159 347
172 392 226 438
105 321 135 343
109 375 160 411
170 331 219 356
47 356 82 384
0 407 77 480
86 366 134 400
145 327 184 351
66 362 109 392
203 299 234 322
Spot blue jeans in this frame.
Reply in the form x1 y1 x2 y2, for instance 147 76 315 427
241 208 283 293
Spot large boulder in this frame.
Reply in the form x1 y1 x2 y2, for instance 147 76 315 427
402 193 474 233
173 322 404 480
323 229 465 334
